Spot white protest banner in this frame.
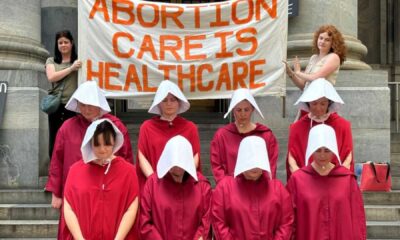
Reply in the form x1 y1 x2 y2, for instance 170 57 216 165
78 0 287 99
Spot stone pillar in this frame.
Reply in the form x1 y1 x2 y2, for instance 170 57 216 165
41 0 78 57
0 0 49 188
287 0 370 70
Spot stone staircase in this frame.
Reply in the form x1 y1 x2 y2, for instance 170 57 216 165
0 189 58 239
0 117 399 239
364 132 400 239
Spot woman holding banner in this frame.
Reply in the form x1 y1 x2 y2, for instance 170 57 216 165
210 88 278 184
284 25 346 90
45 30 82 158
137 80 201 191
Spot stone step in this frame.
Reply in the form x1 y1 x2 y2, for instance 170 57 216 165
365 205 400 221
367 221 400 239
0 204 59 220
392 177 400 190
363 191 400 205
0 190 51 204
0 220 57 238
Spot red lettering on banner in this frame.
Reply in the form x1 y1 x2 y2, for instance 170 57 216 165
249 59 266 89
216 63 232 91
159 65 177 80
197 64 214 91
124 64 143 91
177 65 196 92
161 5 184 29
104 62 122 91
137 35 158 60
215 31 234 58
160 35 182 61
236 27 258 56
232 0 254 24
232 62 248 89
112 0 134 25
142 66 156 92
112 32 134 58
187 5 207 28
255 0 277 19
210 4 229 27
87 60 104 88
89 0 110 21
137 3 160 28
184 35 207 60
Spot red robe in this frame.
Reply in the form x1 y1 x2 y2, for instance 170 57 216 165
61 157 139 240
210 123 278 183
137 116 201 190
286 113 353 180
140 173 212 240
286 165 366 240
212 173 294 240
45 114 134 198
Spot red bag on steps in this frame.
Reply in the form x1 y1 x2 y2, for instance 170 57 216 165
360 162 391 192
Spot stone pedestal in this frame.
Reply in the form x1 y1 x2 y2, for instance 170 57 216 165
0 1 49 188
256 70 390 182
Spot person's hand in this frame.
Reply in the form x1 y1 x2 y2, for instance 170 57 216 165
283 60 295 78
70 60 82 72
51 193 62 209
294 56 301 73
343 162 351 170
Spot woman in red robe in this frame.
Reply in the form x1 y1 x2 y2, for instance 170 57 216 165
45 81 134 238
287 78 353 179
286 124 366 240
62 119 139 240
140 135 212 240
212 136 294 240
137 80 201 191
211 88 278 183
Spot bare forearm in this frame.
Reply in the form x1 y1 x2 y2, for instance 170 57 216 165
46 66 73 83
64 198 85 240
115 198 138 240
138 150 154 177
288 153 299 173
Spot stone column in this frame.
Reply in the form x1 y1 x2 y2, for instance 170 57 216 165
287 0 370 70
0 0 49 188
41 0 78 57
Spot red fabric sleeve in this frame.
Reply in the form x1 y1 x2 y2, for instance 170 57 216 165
45 127 65 198
111 117 134 164
273 181 294 240
211 182 234 240
267 133 279 179
139 178 163 240
350 178 367 240
285 178 297 240
193 181 212 240
210 132 226 184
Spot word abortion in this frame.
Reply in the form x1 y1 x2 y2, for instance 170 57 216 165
89 0 277 29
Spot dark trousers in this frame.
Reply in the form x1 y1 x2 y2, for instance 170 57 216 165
48 104 76 158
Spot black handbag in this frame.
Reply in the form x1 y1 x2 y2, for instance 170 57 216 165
40 80 65 114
